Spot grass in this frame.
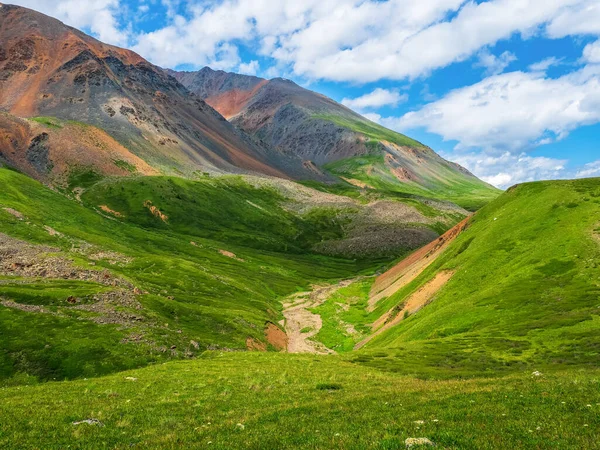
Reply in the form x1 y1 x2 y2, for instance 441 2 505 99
0 168 378 385
1 162 598 447
312 113 425 149
324 153 499 211
0 353 598 449
337 178 600 377
30 116 63 129
113 159 137 173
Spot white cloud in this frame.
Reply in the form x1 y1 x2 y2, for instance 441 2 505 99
274 0 591 82
342 88 407 111
9 0 129 46
474 49 517 76
10 0 600 83
395 66 600 153
583 40 600 63
545 0 600 38
447 151 568 188
576 159 600 178
122 0 600 80
238 60 260 76
528 56 564 72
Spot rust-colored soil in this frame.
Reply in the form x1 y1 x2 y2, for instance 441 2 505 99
143 201 168 222
205 80 268 119
99 205 123 217
246 337 267 352
355 270 454 350
0 113 158 183
265 322 288 351
218 249 244 262
368 217 470 311
340 177 374 189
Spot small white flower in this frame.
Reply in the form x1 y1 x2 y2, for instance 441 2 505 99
236 423 245 430
414 420 425 425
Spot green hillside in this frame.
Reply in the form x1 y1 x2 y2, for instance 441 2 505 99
325 178 600 377
0 168 382 384
1 164 599 448
324 153 499 211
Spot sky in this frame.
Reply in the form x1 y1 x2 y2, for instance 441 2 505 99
8 0 600 188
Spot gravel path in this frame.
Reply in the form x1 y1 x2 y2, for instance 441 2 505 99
282 279 357 354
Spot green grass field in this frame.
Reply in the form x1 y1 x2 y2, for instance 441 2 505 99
0 168 382 385
306 178 600 379
1 162 599 448
0 353 598 449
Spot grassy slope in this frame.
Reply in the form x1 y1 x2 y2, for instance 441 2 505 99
343 179 600 376
312 113 426 149
1 171 599 448
310 113 499 210
0 168 378 384
0 353 598 449
325 153 499 211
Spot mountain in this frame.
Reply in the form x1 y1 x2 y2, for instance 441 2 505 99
171 67 499 209
0 4 311 181
0 4 497 209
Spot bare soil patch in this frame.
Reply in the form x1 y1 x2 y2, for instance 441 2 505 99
265 322 288 351
143 200 168 222
356 270 454 350
99 205 123 217
218 249 244 262
368 217 469 311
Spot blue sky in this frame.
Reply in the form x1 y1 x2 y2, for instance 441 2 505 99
11 0 600 188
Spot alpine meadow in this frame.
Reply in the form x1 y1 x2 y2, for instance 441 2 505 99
0 2 599 449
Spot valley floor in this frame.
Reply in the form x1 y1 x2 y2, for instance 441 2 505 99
0 353 598 449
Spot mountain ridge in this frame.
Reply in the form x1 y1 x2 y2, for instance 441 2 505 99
171 66 498 209
0 4 314 181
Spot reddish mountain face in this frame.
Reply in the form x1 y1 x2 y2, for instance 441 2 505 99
170 68 368 165
0 4 312 180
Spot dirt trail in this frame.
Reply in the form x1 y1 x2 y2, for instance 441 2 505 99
282 279 356 354
368 217 470 311
355 270 454 350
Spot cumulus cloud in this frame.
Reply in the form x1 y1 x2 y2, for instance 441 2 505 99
528 57 564 72
474 49 517 76
545 0 600 38
583 40 600 63
446 151 568 188
238 60 260 76
9 0 600 82
342 88 407 111
9 0 129 46
576 160 600 178
396 66 600 153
